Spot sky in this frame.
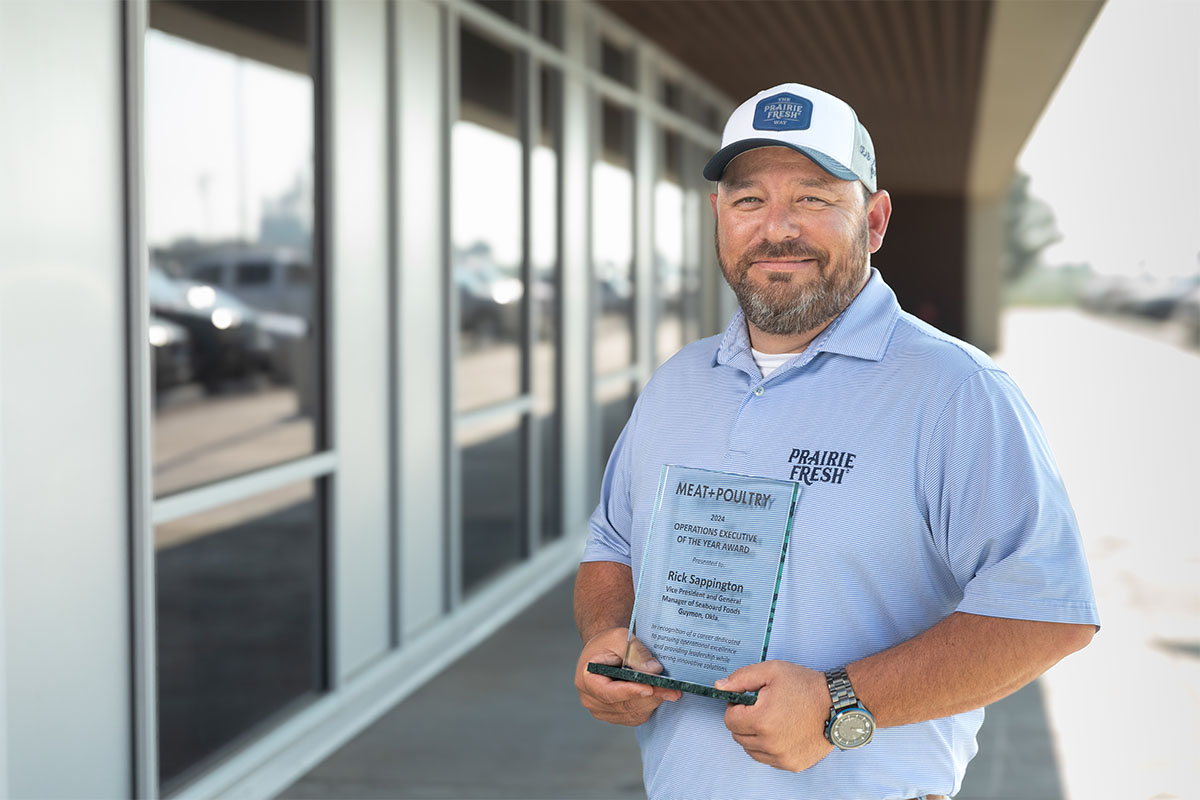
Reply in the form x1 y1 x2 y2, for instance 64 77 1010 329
145 29 312 248
1017 0 1200 278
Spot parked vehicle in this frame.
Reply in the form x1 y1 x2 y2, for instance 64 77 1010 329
149 266 274 392
1126 275 1200 320
149 315 193 391
1169 284 1200 349
185 247 313 318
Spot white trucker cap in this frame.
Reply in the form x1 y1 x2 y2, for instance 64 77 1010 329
703 82 877 193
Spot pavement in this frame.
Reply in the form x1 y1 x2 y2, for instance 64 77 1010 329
281 308 1200 800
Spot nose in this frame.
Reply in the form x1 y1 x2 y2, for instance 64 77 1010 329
760 199 802 242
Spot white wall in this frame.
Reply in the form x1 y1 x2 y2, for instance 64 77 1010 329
330 0 394 682
0 1 133 796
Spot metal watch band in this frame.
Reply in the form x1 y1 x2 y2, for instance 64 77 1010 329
825 666 860 711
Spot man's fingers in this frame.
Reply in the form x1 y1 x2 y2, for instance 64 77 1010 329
585 672 655 702
624 637 664 674
723 703 760 736
584 650 624 669
715 662 772 694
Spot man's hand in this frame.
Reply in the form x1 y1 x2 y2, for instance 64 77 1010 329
574 628 682 727
717 661 833 772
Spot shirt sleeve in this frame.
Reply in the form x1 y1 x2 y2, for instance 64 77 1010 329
922 368 1100 627
581 404 637 566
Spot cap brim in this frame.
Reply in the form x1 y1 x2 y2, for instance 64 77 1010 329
702 139 859 184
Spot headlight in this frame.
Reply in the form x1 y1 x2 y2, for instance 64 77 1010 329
210 307 241 330
490 278 524 305
186 285 216 309
148 323 171 347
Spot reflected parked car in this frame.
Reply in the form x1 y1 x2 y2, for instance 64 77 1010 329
185 247 312 318
1126 275 1200 320
149 315 193 391
149 266 275 392
454 243 524 343
1169 285 1200 349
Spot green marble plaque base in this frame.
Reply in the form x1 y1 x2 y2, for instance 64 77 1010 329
587 662 757 705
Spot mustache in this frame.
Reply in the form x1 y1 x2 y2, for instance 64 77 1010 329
740 239 828 264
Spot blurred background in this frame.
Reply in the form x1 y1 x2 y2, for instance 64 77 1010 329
0 0 1195 798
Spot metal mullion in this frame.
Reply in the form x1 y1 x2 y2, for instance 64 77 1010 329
456 395 536 432
445 0 718 151
444 2 463 611
385 0 401 650
633 39 656 390
151 452 338 526
123 0 158 796
523 49 541 556
449 0 566 72
595 366 639 393
312 0 336 696
585 0 733 112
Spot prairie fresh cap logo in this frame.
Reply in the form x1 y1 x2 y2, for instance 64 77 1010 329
753 92 813 131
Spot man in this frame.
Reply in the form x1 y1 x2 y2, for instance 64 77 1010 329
573 82 1098 800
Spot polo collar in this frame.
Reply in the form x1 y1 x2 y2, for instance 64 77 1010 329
714 268 900 370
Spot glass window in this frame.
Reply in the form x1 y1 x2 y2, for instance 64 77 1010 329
593 99 635 375
473 0 527 26
597 380 635 477
599 37 635 87
287 262 310 285
656 129 686 364
534 67 561 542
454 27 525 413
236 261 272 286
537 0 563 47
461 414 525 591
190 263 223 285
155 479 324 790
146 0 321 498
660 78 683 113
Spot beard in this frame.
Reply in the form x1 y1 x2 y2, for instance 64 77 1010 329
718 216 870 336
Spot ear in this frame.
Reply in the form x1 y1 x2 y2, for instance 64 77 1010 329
866 190 891 253
710 191 719 220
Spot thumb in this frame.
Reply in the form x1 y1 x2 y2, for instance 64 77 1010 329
714 661 774 693
624 636 665 674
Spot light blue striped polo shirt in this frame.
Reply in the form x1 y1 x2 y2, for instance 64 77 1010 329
582 269 1099 800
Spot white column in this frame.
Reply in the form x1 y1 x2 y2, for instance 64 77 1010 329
394 0 450 637
559 0 595 533
0 1 133 795
330 0 393 678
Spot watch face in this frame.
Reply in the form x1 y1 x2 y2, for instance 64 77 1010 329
831 709 875 749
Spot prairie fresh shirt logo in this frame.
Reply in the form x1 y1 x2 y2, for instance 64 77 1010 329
787 447 856 485
753 93 813 131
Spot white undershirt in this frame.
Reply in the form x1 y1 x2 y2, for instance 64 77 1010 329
750 348 795 379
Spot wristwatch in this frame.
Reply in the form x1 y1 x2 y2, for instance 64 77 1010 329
824 666 875 749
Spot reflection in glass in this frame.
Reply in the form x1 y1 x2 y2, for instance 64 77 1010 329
146 1 319 497
155 480 324 789
473 0 525 25
454 28 525 412
598 381 636 477
461 415 525 592
594 100 635 375
660 77 684 113
600 37 634 87
535 67 562 542
537 0 563 47
656 130 686 364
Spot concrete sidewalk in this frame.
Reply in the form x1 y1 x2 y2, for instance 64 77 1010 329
281 574 1063 799
282 308 1200 799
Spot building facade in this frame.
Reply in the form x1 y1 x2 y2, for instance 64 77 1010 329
0 1 735 796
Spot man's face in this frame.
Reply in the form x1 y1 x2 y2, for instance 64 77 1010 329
712 147 873 337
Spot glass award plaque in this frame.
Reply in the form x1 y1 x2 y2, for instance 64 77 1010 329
587 465 799 705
